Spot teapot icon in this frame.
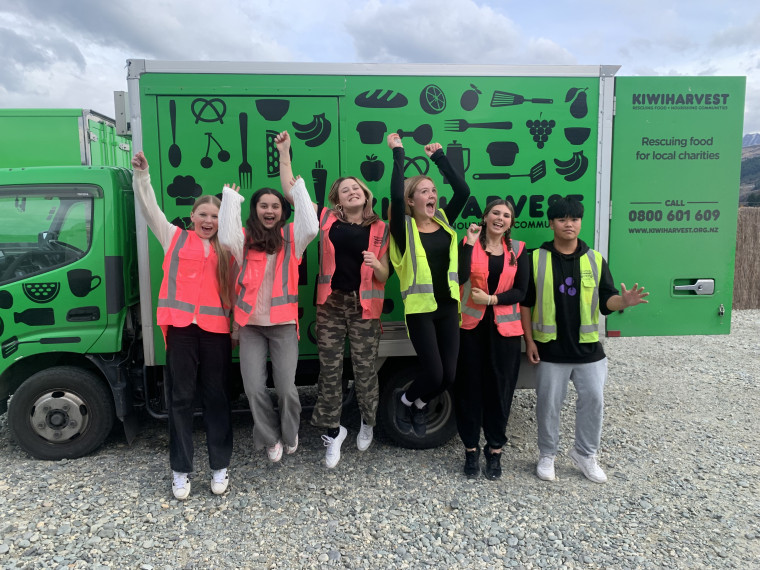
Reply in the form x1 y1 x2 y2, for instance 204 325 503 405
444 140 470 184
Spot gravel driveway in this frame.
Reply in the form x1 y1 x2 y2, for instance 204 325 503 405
0 311 758 569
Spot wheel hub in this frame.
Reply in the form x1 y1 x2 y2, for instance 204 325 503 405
29 391 88 442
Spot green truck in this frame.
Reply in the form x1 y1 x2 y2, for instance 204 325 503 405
0 63 746 459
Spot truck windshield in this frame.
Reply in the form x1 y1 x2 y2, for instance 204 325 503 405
0 193 92 285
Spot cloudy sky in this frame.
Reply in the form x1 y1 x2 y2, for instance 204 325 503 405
2 0 759 133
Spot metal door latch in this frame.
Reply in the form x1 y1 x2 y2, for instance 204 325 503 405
673 279 714 295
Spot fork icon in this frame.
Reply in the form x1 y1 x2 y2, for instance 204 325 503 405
444 119 513 132
238 112 252 189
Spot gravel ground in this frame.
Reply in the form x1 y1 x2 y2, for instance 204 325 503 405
0 310 758 569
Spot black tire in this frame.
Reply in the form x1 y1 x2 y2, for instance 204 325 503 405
8 366 115 460
377 366 457 449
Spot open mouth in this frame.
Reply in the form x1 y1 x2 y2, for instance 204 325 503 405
425 201 436 215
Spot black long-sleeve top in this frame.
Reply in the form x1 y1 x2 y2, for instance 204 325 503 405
458 240 529 306
389 146 470 303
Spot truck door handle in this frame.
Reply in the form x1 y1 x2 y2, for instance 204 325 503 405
673 279 714 295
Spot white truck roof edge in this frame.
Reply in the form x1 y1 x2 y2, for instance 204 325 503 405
127 59 621 78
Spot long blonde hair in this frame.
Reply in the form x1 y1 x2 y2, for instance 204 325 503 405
189 195 233 308
327 176 379 226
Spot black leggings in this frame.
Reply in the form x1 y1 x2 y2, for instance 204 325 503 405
404 300 460 403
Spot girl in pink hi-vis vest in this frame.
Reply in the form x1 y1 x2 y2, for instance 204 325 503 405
218 131 318 465
131 151 234 501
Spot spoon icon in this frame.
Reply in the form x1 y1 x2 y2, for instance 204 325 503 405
168 100 181 167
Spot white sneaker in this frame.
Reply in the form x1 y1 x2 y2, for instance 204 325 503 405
356 421 373 452
322 426 348 469
211 468 229 495
569 448 608 483
285 434 299 455
172 471 191 500
267 441 283 463
536 455 556 481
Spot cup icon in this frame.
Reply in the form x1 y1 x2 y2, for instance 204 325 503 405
67 269 102 298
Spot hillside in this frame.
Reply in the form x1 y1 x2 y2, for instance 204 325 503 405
740 145 760 206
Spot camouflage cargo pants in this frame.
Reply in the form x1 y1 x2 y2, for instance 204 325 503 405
310 289 381 429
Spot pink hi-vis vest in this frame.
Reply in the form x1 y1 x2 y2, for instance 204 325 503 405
316 209 389 320
460 238 524 337
157 229 230 338
234 225 301 327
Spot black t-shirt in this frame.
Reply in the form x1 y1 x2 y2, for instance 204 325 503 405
418 226 454 304
329 220 370 292
522 240 619 363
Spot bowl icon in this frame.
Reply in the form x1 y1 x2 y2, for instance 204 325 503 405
564 127 591 145
255 99 290 121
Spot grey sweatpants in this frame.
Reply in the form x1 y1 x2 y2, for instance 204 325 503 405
238 324 301 450
535 358 607 457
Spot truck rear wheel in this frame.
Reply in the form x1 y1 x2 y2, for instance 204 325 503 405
377 367 457 449
8 366 115 460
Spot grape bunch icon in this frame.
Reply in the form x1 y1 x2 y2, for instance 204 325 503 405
526 116 556 149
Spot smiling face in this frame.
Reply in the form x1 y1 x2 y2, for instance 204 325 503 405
337 178 367 210
256 193 283 229
190 202 219 240
483 202 515 238
406 177 437 220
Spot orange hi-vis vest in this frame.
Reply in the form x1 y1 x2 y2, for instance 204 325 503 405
316 209 389 320
460 237 525 337
157 229 230 337
233 225 301 327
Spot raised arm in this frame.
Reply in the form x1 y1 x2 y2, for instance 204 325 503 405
218 184 245 265
291 177 320 258
388 134 407 255
427 145 470 223
131 151 177 252
275 131 318 214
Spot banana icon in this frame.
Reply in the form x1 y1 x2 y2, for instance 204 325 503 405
292 113 332 147
554 151 588 182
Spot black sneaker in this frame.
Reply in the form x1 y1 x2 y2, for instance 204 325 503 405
394 392 413 435
410 404 427 438
464 448 480 479
484 447 502 480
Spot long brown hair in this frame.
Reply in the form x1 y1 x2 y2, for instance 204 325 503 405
244 187 290 255
480 199 517 266
402 175 434 217
189 195 233 308
327 176 379 226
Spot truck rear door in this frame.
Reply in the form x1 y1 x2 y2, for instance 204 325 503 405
607 76 746 336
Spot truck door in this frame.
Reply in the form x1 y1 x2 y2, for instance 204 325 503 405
0 182 107 360
607 76 746 336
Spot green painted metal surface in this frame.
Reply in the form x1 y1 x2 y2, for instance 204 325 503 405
607 76 745 336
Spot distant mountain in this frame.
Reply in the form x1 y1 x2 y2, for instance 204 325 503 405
743 133 760 147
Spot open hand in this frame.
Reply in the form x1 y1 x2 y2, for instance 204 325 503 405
224 183 241 194
620 283 649 307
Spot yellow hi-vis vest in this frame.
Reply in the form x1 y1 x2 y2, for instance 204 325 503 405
531 247 602 343
389 209 460 316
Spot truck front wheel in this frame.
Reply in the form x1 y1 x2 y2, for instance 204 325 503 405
377 367 457 449
8 366 115 460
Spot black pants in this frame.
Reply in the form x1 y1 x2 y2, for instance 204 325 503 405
166 324 233 473
454 311 521 450
405 299 460 403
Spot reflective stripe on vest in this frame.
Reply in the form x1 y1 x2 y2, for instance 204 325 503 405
316 210 388 319
389 209 459 316
234 225 300 326
156 229 230 335
532 247 601 343
460 238 524 336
